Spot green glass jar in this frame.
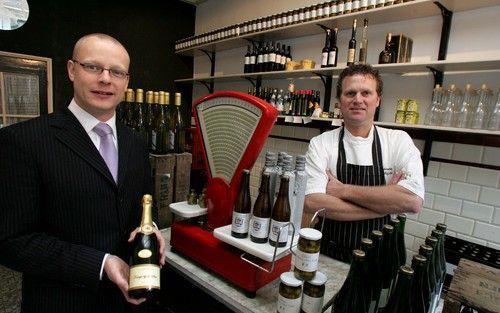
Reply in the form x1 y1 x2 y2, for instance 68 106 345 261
301 271 327 313
278 272 302 313
294 228 322 281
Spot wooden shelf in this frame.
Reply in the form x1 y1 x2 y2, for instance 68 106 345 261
174 59 500 84
175 0 500 57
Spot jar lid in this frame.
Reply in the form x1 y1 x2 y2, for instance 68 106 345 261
307 271 327 286
280 272 302 287
299 228 322 241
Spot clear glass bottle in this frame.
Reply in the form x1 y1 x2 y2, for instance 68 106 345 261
487 89 500 130
358 19 369 64
424 84 443 126
454 84 477 128
471 84 492 129
441 84 462 127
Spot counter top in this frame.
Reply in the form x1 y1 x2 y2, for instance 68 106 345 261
161 228 349 313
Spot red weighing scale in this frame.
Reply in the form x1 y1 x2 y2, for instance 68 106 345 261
170 91 294 297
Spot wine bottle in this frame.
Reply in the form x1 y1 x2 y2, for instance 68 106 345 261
168 92 185 153
129 194 160 299
249 45 257 73
244 45 251 73
419 244 437 313
250 173 272 243
396 214 407 266
321 29 331 68
268 41 276 71
379 32 395 64
327 28 338 67
360 238 375 312
152 91 170 155
369 230 383 313
376 224 396 311
269 175 291 247
123 88 135 127
358 19 369 64
144 90 154 152
347 19 357 66
410 254 428 313
256 42 264 72
231 169 252 238
275 42 282 71
383 265 414 313
435 223 448 280
332 250 368 313
133 89 150 149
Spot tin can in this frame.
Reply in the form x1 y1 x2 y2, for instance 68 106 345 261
406 99 418 112
404 111 418 124
396 99 408 111
395 110 406 124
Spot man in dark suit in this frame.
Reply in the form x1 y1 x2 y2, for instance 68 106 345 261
0 33 166 313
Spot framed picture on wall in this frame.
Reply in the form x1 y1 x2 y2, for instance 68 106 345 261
0 51 52 128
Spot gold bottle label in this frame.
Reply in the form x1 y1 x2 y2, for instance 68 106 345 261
129 264 160 290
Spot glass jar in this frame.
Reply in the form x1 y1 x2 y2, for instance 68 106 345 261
278 272 302 313
294 228 322 281
187 189 198 205
301 271 327 313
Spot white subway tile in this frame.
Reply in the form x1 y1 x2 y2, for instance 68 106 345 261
446 230 457 237
433 195 462 215
404 234 415 253
431 142 453 159
439 163 468 182
270 125 282 136
487 242 500 250
425 177 450 196
405 219 430 238
412 236 426 252
467 167 500 188
282 125 295 137
455 233 487 246
406 212 419 221
406 250 417 266
293 126 309 140
449 182 480 202
418 208 446 225
275 139 288 151
307 128 321 139
483 146 500 166
424 193 435 210
493 208 500 226
461 201 494 223
473 222 500 244
445 214 474 235
479 186 500 207
452 143 483 163
426 161 440 178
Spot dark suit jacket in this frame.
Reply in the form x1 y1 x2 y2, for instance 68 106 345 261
0 106 153 313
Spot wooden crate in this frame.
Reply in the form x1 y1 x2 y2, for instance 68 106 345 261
442 258 500 313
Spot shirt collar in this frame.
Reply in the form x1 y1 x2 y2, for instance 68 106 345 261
68 98 117 139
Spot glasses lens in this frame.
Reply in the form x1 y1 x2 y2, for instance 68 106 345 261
110 69 127 79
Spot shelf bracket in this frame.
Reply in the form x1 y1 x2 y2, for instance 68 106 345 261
197 80 213 93
199 49 216 93
434 1 453 61
422 130 434 176
427 66 444 89
317 23 334 33
243 76 257 87
313 72 333 113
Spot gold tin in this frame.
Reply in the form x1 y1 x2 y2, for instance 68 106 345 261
404 111 418 124
406 99 418 112
395 110 406 124
396 98 408 111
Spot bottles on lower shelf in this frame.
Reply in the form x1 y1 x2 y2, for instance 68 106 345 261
244 41 292 73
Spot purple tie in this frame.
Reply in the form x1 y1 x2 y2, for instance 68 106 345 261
93 122 118 182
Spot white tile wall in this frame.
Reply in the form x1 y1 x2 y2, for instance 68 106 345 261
493 208 500 226
479 186 500 207
412 237 426 253
423 193 435 209
449 181 480 202
452 144 484 163
424 177 450 196
456 233 487 246
483 146 500 166
473 222 500 244
427 161 440 178
418 208 446 225
433 195 462 215
467 167 499 188
439 163 468 182
461 201 494 223
405 219 430 238
445 214 475 235
431 142 453 159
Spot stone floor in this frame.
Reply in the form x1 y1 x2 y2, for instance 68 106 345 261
0 265 21 313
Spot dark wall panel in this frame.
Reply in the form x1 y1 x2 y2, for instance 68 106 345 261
0 0 195 111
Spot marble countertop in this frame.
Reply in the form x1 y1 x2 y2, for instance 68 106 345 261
161 228 350 313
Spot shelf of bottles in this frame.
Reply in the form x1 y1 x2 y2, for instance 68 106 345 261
174 0 499 56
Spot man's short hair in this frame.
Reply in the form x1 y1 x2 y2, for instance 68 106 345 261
336 64 383 98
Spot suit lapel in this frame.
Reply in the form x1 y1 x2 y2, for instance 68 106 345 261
116 122 132 187
50 107 116 185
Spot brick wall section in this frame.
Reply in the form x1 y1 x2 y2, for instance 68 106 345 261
251 126 500 264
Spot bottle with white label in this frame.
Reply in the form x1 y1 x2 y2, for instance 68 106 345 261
250 173 272 243
231 169 251 238
301 271 327 313
269 175 291 247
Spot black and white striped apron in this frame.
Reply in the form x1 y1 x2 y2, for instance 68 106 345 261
317 126 390 263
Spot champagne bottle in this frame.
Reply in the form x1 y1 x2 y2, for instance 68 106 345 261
327 28 338 67
430 229 446 284
379 32 395 64
369 230 383 313
388 218 402 270
133 89 150 149
410 254 428 313
144 90 154 151
332 250 368 313
435 223 447 280
383 266 414 313
358 19 369 64
250 173 272 243
269 175 291 247
360 238 375 312
153 91 170 155
396 214 407 266
169 92 185 153
123 88 135 127
347 19 357 66
231 169 252 238
419 244 437 313
321 29 331 68
129 194 160 299
425 236 441 293
377 224 396 311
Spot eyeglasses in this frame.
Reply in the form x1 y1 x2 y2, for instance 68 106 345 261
72 60 129 79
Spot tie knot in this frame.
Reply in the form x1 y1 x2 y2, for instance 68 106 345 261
94 122 113 137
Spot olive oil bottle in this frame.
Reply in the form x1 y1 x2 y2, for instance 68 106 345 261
129 194 160 299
